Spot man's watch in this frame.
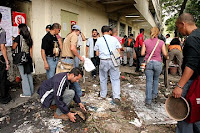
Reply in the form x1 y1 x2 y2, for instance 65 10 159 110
177 83 183 89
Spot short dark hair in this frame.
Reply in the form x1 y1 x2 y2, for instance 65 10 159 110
69 67 83 77
130 34 133 37
51 23 61 30
140 28 144 33
0 12 2 20
124 35 127 38
101 25 110 33
166 34 170 37
92 29 97 32
177 13 195 25
109 27 113 32
46 24 51 29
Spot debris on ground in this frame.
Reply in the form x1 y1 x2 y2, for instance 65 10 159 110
0 66 179 133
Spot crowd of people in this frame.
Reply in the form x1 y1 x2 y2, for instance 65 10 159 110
0 12 200 132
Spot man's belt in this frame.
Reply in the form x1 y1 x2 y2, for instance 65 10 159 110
61 56 73 59
101 58 111 60
46 55 54 57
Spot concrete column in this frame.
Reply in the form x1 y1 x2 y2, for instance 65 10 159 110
32 0 52 74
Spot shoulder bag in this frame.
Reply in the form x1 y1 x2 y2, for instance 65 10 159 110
12 35 28 65
186 75 200 123
103 36 120 67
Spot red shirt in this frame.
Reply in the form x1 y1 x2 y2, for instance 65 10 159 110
113 35 122 44
134 33 143 48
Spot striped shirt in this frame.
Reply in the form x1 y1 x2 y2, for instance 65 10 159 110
37 72 81 114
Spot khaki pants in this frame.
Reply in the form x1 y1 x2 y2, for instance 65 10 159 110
56 60 73 74
167 49 183 75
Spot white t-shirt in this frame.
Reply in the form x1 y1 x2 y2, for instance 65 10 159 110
94 34 121 59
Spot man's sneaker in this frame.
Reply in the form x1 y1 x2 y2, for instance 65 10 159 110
0 96 12 104
20 94 31 98
145 103 152 109
54 113 69 121
98 97 106 100
50 105 57 110
113 98 121 105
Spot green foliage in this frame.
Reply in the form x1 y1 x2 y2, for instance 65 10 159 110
165 16 177 32
161 0 200 32
185 0 200 27
161 0 183 14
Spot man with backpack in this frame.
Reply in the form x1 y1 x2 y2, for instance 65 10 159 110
123 34 136 67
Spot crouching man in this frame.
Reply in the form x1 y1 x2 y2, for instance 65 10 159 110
37 67 86 122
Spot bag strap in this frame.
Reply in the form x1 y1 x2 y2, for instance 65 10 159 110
14 35 23 53
20 35 23 52
146 39 160 63
103 36 111 55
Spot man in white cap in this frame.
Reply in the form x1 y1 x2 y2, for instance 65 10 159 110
59 25 84 97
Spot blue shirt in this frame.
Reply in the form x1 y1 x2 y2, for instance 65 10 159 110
94 34 121 59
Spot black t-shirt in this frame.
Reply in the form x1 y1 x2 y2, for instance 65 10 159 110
182 28 200 79
170 37 181 45
13 35 30 53
93 38 97 56
41 32 58 57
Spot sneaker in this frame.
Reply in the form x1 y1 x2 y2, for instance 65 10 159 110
20 94 31 98
145 103 152 109
54 113 69 121
50 105 57 110
113 98 121 105
98 97 106 100
0 96 12 104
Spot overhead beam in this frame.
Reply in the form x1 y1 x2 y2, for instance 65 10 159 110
105 4 130 13
102 0 136 4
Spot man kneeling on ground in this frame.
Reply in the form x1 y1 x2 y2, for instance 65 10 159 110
37 67 86 122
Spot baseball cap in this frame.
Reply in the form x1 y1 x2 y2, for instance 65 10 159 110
46 24 51 29
71 25 81 31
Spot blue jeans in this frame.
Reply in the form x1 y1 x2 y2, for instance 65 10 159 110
99 59 120 99
46 57 59 79
136 56 144 71
70 82 82 97
18 65 34 96
61 58 82 97
145 61 162 104
176 80 200 133
74 50 80 68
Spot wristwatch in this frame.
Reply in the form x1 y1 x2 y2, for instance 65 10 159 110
177 83 183 89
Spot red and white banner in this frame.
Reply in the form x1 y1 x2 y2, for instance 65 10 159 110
71 21 77 25
12 11 26 26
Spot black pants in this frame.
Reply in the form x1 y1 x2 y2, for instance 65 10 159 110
91 56 100 76
135 54 144 71
0 56 11 103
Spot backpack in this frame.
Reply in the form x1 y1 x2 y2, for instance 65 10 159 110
186 75 200 123
125 38 134 48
